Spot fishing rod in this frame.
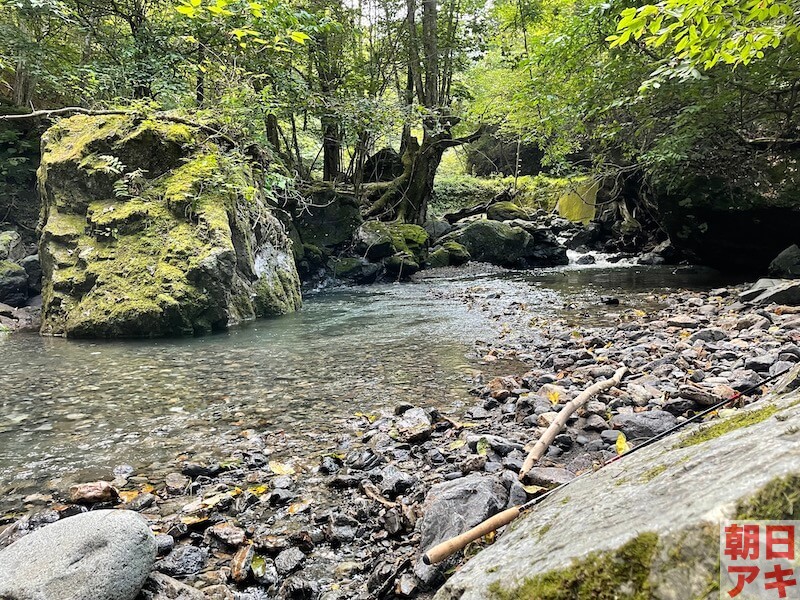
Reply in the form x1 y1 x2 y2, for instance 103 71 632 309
422 366 794 565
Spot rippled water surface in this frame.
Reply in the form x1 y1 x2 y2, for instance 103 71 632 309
0 264 733 506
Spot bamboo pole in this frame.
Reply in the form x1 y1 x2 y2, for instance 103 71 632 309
519 365 627 480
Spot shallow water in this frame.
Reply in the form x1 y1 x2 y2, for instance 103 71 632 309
0 264 734 509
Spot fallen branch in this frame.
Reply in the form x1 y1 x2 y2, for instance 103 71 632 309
0 107 238 148
519 365 627 480
360 480 397 508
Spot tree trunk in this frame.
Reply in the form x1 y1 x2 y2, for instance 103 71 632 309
321 117 341 181
363 124 483 224
12 58 35 108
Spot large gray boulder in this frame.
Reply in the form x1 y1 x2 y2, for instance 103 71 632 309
435 372 800 600
741 278 800 306
769 244 800 279
415 474 507 589
0 509 156 600
441 220 567 268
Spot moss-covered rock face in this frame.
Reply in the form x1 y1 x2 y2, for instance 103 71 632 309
427 241 471 268
38 114 301 338
435 373 800 600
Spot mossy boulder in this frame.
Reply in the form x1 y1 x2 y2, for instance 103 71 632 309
0 260 28 307
441 220 566 268
354 221 429 275
486 201 530 222
0 229 25 262
329 256 381 283
435 371 800 600
294 183 363 251
428 241 471 268
38 114 301 338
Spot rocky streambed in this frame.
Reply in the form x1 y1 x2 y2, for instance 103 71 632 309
2 264 799 599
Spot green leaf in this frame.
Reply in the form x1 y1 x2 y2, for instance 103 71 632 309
289 31 310 44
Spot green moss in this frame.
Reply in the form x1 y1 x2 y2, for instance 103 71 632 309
0 260 25 277
676 404 779 448
737 475 800 520
331 257 364 277
38 114 301 337
42 115 128 165
41 211 86 242
640 464 668 482
489 532 659 600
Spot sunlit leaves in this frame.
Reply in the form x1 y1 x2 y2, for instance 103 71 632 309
173 0 311 53
609 0 796 76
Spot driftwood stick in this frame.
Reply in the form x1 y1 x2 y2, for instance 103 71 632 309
0 107 238 147
519 365 627 480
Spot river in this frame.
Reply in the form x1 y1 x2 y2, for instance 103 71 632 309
0 263 732 515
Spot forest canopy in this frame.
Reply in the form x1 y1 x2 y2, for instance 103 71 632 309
1 0 798 224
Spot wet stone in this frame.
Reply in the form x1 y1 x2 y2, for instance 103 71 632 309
156 544 207 577
208 523 246 547
155 534 175 555
165 472 190 494
127 492 156 512
274 547 306 575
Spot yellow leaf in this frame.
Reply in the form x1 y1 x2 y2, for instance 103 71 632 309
248 485 269 496
269 461 295 476
141 483 155 494
522 484 546 495
616 433 631 455
547 389 561 405
633 309 646 317
180 515 208 525
119 490 139 503
289 31 310 44
449 439 466 450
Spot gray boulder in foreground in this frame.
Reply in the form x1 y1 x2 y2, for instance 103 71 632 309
0 509 156 600
415 474 508 589
435 368 800 600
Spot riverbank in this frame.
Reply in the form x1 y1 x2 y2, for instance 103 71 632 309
2 267 799 599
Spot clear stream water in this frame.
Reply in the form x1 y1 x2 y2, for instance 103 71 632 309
0 264 732 512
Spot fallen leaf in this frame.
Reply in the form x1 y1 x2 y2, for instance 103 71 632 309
615 432 631 455
476 437 490 456
449 439 466 450
269 461 295 476
118 490 139 503
547 389 561 405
